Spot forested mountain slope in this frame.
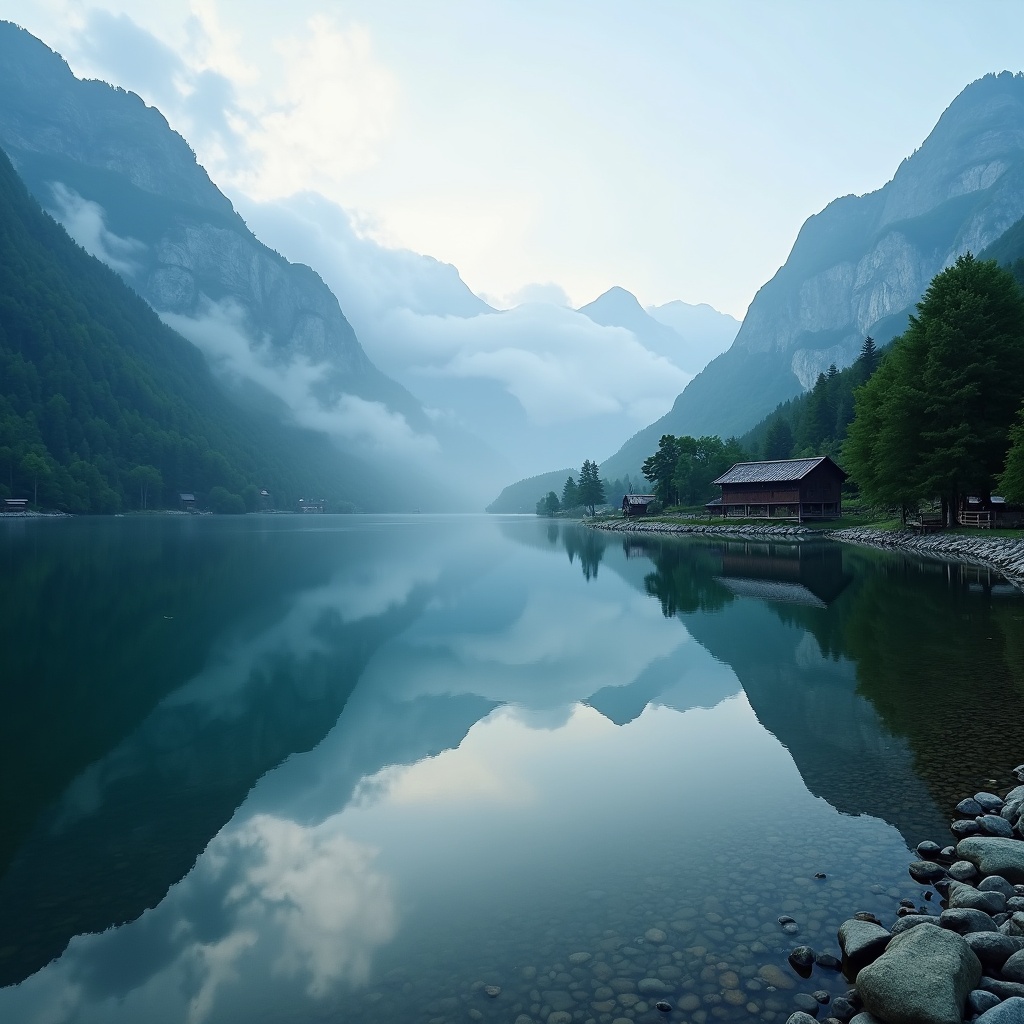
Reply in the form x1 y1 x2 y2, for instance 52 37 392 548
0 146 411 512
599 71 1024 482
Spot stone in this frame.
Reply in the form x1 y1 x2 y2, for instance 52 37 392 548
838 919 891 979
980 875 1017 898
1005 949 1024 983
786 1014 820 1024
514 1017 536 1024
963 931 1024 968
567 952 591 965
891 916 940 936
967 990 1002 1016
939 908 999 934
655 1002 672 1014
789 946 815 976
949 883 1007 915
976 793 1006 813
979 979 1024 1000
848 1014 886 1024
1005 913 1024 937
979 815 1016 838
484 985 501 997
1010 898 1024 913
546 1013 572 1024
815 952 843 970
759 964 796 989
814 991 831 1004
909 861 946 884
957 798 986 817
856 925 981 1024
794 994 821 1015
917 841 942 860
953 819 982 839
638 978 673 996
830 997 856 1021
644 928 667 944
957 837 1024 884
975 998 1024 1024
949 861 980 882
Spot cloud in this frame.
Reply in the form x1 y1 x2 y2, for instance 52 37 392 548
160 298 439 457
502 281 572 307
47 183 146 275
240 194 692 428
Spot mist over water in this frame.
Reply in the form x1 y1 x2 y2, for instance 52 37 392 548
1 515 1021 1023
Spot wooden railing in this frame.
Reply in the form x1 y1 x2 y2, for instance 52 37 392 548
958 510 993 529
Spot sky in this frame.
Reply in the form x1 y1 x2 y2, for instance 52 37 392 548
5 0 1024 320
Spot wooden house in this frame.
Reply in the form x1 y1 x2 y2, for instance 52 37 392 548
960 495 1024 529
621 494 656 517
178 492 196 512
3 498 29 511
707 457 847 522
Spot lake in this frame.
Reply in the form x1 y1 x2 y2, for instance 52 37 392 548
1 514 1022 1024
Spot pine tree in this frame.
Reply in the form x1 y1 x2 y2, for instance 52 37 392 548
577 460 606 516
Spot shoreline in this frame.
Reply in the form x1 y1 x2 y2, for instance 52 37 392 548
587 520 1024 591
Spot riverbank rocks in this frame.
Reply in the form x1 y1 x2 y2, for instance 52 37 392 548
939 908 999 934
956 838 1024 884
962 932 1024 970
909 861 947 884
949 883 1007 915
839 920 891 979
976 998 1024 1024
856 925 981 1024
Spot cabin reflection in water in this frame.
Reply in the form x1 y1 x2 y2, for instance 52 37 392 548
713 540 852 608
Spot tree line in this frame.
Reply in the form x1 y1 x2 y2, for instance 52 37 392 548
0 147 367 514
536 460 632 517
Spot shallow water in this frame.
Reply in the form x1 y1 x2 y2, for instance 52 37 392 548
1 514 1022 1024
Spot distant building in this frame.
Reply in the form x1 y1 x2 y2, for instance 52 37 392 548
707 457 847 522
960 495 1024 528
3 498 29 511
179 492 196 511
621 494 656 517
298 498 324 513
259 489 272 511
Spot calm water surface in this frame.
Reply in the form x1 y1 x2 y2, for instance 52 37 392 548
1 514 1022 1024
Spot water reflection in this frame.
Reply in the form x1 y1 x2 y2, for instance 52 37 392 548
1 517 1023 1023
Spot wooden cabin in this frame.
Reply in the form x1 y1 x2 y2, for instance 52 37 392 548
3 498 29 511
179 492 196 512
622 494 656 517
960 495 1024 529
707 457 847 522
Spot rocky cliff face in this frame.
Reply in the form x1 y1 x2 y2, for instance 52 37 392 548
0 22 422 421
601 71 1024 478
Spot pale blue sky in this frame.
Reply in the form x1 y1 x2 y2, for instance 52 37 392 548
4 0 1024 316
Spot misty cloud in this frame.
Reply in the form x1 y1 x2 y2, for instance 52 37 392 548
161 299 439 458
48 183 146 276
240 194 691 428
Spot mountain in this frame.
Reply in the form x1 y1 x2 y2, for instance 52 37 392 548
0 22 499 508
577 286 738 378
645 299 741 372
0 144 420 512
598 71 1024 482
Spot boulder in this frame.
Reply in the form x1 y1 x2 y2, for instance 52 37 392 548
967 990 1002 1016
892 917 940 936
979 979 1024 1000
980 876 1017 898
838 919 891 979
938 908 999 934
949 883 1007 915
979 815 1016 838
949 861 980 882
975 998 1024 1024
1004 913 1024 937
956 837 1024 884
1005 949 1024 983
909 861 946 884
856 925 981 1024
786 1014 820 1024
962 931 1024 969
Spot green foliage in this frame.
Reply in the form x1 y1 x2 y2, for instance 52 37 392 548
535 491 560 517
999 406 1024 504
643 434 748 507
577 459 605 516
0 146 372 513
561 475 579 509
642 435 685 506
209 486 246 514
845 254 1024 513
762 417 794 460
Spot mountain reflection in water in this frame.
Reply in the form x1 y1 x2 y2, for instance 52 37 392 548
1 515 1022 1023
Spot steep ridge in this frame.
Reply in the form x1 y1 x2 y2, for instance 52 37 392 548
600 71 1024 481
0 22 501 507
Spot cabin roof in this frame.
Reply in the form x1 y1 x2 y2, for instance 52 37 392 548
712 456 847 486
179 492 196 501
623 494 656 505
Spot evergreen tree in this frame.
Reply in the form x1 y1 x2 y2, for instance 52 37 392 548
561 475 579 509
762 418 794 460
641 435 684 506
577 460 606 516
998 406 1024 504
857 335 879 383
845 254 1024 520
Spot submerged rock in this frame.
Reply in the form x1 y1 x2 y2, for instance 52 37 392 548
856 925 981 1024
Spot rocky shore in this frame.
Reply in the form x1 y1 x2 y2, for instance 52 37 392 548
816 765 1024 1024
586 521 1024 590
